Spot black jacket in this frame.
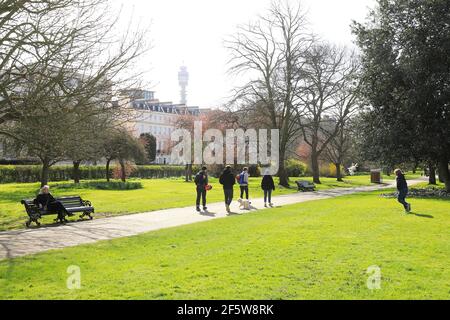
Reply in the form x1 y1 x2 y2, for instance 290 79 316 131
194 171 208 188
34 193 56 208
396 173 408 190
219 168 236 189
261 175 275 191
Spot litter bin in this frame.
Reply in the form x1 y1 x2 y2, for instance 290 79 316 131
370 169 382 184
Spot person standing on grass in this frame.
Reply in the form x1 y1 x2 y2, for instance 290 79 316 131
238 167 249 200
194 166 208 212
395 169 411 213
261 174 275 207
219 165 235 213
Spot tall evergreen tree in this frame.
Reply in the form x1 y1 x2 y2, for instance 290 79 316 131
352 0 450 191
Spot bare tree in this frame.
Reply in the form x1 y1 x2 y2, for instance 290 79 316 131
323 119 354 181
226 0 310 187
0 0 149 186
1 0 105 124
295 43 361 184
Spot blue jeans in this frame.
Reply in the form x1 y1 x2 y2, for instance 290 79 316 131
264 189 272 203
397 188 409 209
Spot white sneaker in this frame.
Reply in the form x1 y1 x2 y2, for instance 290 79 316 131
269 203 274 207
264 203 267 208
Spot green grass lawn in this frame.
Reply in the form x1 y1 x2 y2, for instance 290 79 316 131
1 189 448 300
0 174 392 231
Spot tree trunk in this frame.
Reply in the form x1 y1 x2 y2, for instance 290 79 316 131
384 167 392 176
411 159 419 174
277 151 289 187
429 164 436 185
119 159 126 182
278 165 289 187
185 164 193 182
106 159 111 182
438 158 450 192
311 151 321 184
40 160 50 187
73 160 81 184
438 166 445 183
335 163 343 182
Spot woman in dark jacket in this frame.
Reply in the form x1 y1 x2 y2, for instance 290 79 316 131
261 175 275 207
34 185 70 223
219 165 236 213
394 169 411 213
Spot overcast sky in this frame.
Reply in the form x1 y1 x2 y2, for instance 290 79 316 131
115 0 376 108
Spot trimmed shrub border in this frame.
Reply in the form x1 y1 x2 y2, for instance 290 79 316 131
0 165 186 183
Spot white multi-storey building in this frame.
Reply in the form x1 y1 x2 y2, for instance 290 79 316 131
127 90 208 164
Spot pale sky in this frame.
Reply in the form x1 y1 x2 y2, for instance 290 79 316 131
115 0 376 108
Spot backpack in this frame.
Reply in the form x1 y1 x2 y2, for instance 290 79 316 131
195 172 204 185
239 172 246 184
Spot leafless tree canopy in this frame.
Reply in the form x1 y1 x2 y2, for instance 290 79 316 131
296 43 362 183
0 0 150 185
0 0 148 127
226 1 310 186
226 0 362 185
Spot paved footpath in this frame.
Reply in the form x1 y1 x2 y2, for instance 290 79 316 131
0 178 425 260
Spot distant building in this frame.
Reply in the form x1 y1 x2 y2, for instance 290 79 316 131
125 89 209 164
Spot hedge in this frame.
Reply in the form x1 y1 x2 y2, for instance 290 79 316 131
0 165 187 183
53 181 143 190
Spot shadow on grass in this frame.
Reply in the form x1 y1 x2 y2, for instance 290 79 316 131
409 212 434 219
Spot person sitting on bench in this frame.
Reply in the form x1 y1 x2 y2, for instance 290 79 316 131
34 185 72 223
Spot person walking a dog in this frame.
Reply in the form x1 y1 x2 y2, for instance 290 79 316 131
194 166 209 212
395 169 411 213
261 174 275 207
219 165 235 213
238 167 249 200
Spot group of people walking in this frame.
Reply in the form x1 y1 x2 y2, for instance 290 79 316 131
32 167 412 227
194 165 275 213
195 166 412 214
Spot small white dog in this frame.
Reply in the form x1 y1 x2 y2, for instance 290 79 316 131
237 198 251 210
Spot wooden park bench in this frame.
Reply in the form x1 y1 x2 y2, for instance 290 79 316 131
21 196 94 227
296 180 316 192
